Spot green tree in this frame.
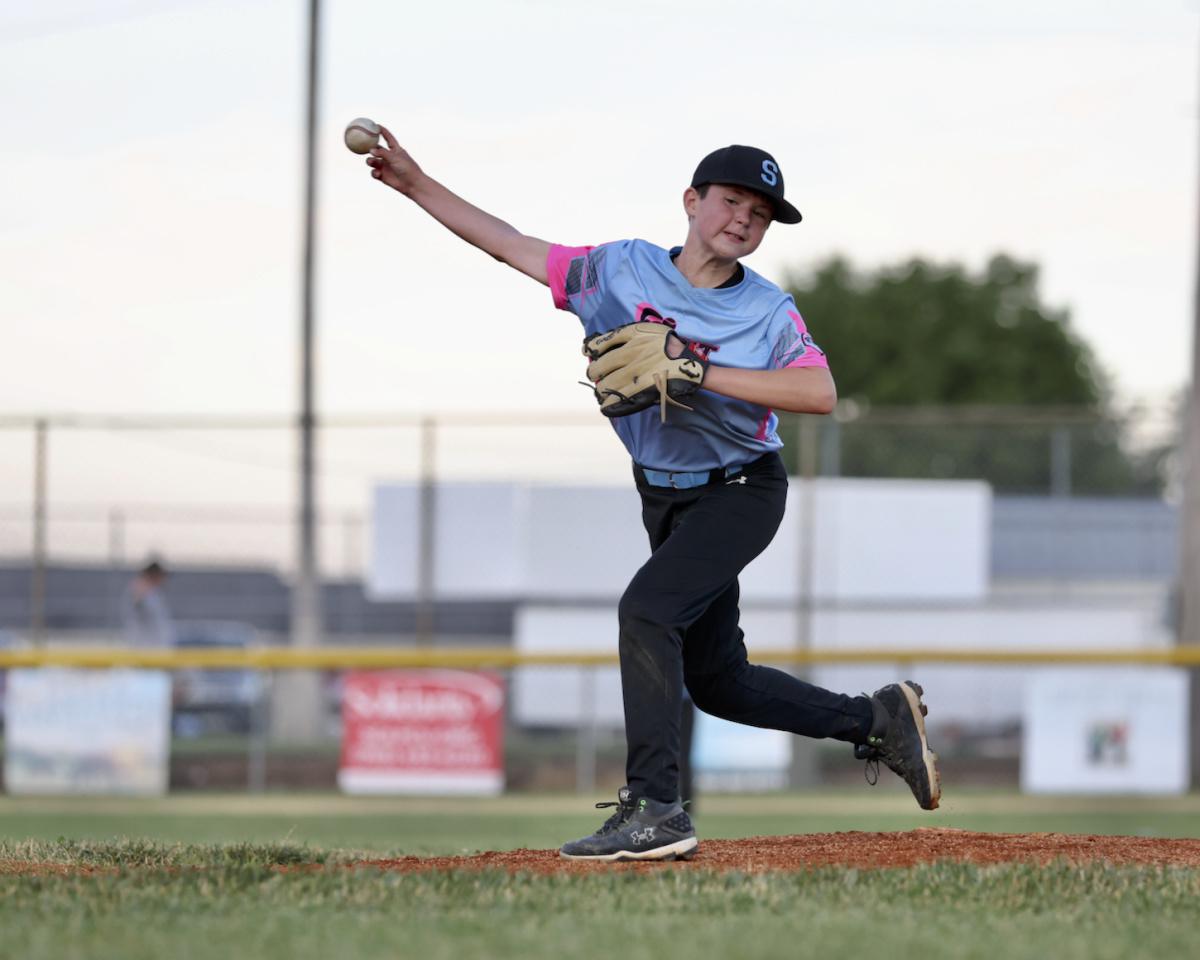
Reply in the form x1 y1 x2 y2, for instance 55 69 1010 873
777 255 1162 494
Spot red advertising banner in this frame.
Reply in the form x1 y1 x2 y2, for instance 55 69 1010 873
337 670 505 795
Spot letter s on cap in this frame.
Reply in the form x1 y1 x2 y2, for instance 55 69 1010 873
761 160 779 187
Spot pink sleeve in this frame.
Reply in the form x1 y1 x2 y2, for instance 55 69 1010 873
782 308 829 369
546 244 594 310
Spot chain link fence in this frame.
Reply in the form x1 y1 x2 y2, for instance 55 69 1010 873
0 403 1182 579
0 403 1187 793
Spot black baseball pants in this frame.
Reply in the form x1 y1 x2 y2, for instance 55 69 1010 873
619 451 874 804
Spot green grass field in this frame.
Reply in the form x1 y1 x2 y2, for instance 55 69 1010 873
3 789 1199 852
2 790 1198 960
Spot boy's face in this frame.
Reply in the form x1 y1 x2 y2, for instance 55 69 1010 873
685 183 773 260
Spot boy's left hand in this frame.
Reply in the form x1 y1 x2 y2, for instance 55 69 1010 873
583 322 708 423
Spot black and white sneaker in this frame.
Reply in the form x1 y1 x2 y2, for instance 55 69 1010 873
856 681 942 810
559 786 698 862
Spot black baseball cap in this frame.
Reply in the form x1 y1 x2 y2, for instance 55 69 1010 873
691 145 802 224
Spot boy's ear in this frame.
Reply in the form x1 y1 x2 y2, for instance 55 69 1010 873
683 186 700 220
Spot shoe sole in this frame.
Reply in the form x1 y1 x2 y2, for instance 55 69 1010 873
559 836 699 862
900 681 941 810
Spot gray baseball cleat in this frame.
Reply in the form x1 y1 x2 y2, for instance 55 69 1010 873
856 681 942 810
559 786 698 862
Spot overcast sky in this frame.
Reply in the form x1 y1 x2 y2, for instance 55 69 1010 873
2 1 1198 563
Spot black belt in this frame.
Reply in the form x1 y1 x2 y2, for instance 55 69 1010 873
635 462 750 489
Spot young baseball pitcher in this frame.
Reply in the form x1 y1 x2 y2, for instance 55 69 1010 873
365 131 941 861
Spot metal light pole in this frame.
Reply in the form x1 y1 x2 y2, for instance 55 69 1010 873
1184 29 1200 788
790 416 820 787
294 0 323 659
275 0 325 743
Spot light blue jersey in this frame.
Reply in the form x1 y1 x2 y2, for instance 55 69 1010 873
547 239 829 471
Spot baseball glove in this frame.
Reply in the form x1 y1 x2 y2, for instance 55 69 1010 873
582 321 709 422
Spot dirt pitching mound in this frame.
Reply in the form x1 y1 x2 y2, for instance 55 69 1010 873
354 829 1200 875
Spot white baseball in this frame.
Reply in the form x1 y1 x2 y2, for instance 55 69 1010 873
344 117 381 154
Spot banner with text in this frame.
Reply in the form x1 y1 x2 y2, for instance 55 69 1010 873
338 669 505 795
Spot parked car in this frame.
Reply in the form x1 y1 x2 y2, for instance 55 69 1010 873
171 622 265 737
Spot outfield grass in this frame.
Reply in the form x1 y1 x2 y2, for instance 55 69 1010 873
1 840 1198 960
2 792 1197 960
1 789 1198 855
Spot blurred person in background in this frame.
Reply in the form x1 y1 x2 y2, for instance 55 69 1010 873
121 559 175 648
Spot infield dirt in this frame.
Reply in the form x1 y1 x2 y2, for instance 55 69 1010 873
4 828 1200 877
351 828 1200 875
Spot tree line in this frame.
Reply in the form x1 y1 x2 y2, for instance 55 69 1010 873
777 254 1170 495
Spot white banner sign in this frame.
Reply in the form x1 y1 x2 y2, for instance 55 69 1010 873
4 668 172 796
1021 668 1190 795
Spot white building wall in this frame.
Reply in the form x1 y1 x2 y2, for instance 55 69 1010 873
371 477 1174 738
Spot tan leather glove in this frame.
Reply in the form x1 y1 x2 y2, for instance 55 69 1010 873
582 321 708 423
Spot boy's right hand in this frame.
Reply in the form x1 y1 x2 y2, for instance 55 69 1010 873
366 125 423 195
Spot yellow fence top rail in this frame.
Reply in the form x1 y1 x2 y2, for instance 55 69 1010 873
1 646 1199 669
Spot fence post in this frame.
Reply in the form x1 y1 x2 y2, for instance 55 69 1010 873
30 419 48 647
416 417 437 646
339 511 363 633
247 671 271 793
108 508 126 631
819 417 841 477
1050 425 1072 497
576 666 597 794
342 511 361 581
